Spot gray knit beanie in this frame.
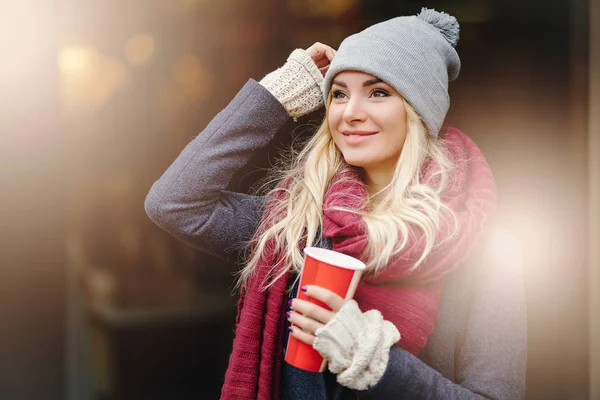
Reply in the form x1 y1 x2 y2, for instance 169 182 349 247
322 8 461 137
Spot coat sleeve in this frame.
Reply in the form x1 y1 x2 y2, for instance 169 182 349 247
144 79 290 263
355 228 527 400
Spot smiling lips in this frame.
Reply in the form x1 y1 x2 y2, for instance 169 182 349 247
342 130 378 136
341 130 378 145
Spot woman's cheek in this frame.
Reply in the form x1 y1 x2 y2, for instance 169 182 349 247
327 105 344 129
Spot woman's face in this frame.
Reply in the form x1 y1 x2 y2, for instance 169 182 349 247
327 70 408 177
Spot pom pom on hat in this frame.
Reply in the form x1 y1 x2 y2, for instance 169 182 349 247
417 7 460 47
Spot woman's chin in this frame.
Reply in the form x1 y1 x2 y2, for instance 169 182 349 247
342 156 370 169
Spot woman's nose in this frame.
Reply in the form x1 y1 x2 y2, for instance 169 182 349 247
342 97 368 123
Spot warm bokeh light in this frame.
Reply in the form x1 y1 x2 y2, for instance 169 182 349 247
58 44 127 114
58 45 98 77
86 266 117 311
124 33 155 66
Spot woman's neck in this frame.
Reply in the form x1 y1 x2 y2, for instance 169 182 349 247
364 167 393 198
363 167 394 209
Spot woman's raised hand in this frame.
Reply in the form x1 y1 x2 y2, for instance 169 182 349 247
259 44 334 117
305 42 337 76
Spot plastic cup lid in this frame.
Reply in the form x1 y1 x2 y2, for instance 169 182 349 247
303 247 366 271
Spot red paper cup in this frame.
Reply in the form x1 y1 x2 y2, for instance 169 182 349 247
284 247 366 372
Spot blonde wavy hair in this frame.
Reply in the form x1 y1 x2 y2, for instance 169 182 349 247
238 95 459 290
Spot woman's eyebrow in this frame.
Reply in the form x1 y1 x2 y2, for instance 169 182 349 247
332 78 384 88
362 78 384 87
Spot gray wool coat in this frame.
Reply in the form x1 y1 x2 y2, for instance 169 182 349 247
145 79 527 399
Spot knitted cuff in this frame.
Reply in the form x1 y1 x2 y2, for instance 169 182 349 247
313 300 401 391
259 49 324 118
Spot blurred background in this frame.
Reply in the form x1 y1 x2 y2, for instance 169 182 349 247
0 0 599 399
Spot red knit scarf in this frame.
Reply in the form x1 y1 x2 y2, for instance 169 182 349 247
220 127 497 399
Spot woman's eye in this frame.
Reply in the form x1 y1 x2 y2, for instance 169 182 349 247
331 90 348 99
371 89 390 98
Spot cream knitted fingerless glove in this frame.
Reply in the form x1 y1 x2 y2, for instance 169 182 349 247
313 300 401 391
259 49 324 118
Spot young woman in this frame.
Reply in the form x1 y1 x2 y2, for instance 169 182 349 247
145 8 527 400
